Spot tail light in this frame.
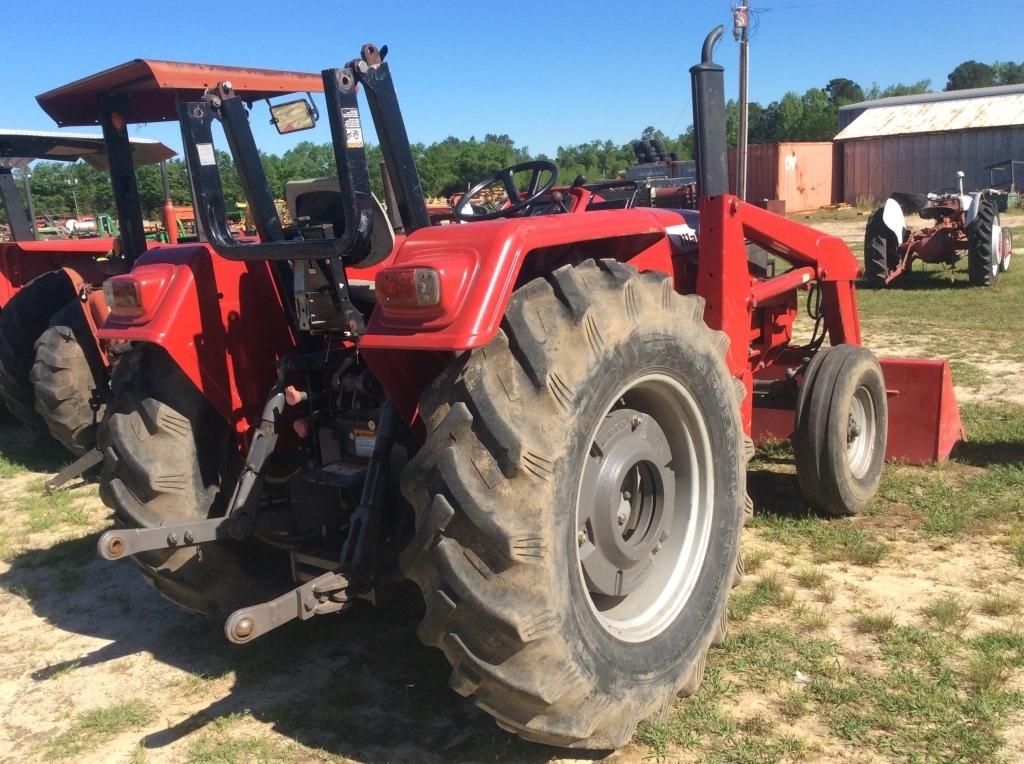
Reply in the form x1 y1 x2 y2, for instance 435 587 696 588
101 265 174 322
103 278 144 318
377 268 441 309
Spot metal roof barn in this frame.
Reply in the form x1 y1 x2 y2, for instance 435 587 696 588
835 85 1024 203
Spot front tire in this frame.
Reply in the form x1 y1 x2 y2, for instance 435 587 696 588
400 260 746 748
793 345 887 517
30 301 108 455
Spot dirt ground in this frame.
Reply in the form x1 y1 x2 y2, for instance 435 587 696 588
0 212 1022 763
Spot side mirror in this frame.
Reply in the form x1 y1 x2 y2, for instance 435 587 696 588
269 96 318 134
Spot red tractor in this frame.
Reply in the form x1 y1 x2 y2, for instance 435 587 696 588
864 171 1013 287
50 31 962 748
0 130 174 454
30 62 333 475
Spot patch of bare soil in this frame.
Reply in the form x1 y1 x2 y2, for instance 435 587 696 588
866 333 1024 405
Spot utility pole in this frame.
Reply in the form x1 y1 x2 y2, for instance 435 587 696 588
65 177 80 218
733 2 750 200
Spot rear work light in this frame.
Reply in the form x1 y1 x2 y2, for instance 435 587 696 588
102 279 144 318
377 268 441 309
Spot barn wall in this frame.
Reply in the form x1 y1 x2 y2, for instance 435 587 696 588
841 127 1024 203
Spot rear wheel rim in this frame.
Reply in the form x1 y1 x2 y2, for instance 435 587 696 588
575 373 714 643
847 386 877 479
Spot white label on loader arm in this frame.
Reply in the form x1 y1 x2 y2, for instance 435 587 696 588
342 108 364 148
196 143 217 166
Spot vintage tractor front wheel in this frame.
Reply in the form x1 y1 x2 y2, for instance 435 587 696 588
401 260 746 748
999 228 1012 273
967 198 1001 286
794 345 887 516
30 301 107 455
99 344 288 619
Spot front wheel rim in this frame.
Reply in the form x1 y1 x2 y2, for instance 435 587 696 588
575 373 715 643
847 386 877 479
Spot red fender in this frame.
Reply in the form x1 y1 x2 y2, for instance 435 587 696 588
98 244 295 432
360 208 692 429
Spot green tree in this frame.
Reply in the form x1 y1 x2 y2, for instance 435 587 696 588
825 77 864 107
946 60 996 91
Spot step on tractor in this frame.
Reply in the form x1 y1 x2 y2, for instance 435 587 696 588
66 29 963 749
864 171 1013 287
0 130 174 455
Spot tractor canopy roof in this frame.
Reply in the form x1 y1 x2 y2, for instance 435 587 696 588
37 59 325 127
0 129 175 171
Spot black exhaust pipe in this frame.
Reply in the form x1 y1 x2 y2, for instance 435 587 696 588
690 26 729 198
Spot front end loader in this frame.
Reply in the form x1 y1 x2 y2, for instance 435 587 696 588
82 32 962 749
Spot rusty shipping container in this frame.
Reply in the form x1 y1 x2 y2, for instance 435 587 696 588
728 142 837 212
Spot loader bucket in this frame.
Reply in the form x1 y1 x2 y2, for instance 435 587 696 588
878 357 964 465
751 356 964 465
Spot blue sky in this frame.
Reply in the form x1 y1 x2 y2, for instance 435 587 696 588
2 0 1021 159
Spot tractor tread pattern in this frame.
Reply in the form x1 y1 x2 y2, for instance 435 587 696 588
29 301 107 455
967 198 999 287
400 259 748 748
0 272 78 426
98 344 285 619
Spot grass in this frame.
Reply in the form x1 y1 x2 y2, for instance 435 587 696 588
792 566 827 589
854 611 897 636
19 486 91 534
979 591 1021 617
44 700 155 760
728 573 795 621
188 734 292 764
742 548 771 574
792 603 829 631
921 594 972 636
751 513 889 566
0 453 26 479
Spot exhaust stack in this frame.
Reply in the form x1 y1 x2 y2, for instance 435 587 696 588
690 26 729 198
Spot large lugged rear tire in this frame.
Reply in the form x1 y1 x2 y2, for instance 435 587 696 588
99 344 289 619
30 301 108 455
967 198 1001 287
400 260 746 749
0 271 79 427
864 207 897 287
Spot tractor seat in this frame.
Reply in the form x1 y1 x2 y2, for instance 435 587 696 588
295 190 346 232
919 206 957 221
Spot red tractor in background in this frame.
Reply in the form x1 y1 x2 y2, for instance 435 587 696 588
0 130 174 454
864 171 1013 287
43 30 963 749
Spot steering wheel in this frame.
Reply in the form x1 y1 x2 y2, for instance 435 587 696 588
454 160 559 221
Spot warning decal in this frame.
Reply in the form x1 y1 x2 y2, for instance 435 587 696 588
342 108 364 148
